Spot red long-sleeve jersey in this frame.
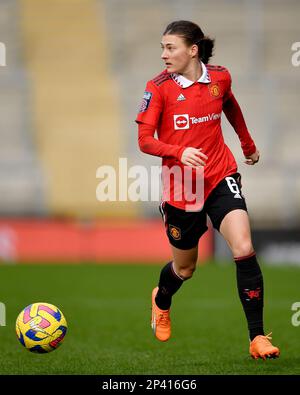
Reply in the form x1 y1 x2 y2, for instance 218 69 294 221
136 63 256 210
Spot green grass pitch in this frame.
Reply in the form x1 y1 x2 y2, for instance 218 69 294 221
0 262 299 375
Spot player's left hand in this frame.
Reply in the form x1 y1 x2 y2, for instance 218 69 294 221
244 150 260 165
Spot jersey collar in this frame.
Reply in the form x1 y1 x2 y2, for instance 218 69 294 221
171 62 211 88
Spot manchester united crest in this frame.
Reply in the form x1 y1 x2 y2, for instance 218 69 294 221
169 225 181 240
209 83 220 97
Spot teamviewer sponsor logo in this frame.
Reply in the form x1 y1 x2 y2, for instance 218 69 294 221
174 113 221 130
174 114 190 130
191 113 221 124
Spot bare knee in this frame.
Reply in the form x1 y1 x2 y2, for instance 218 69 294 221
231 240 254 258
174 262 197 280
171 244 198 280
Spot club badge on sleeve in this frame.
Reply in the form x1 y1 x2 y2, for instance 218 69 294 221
139 91 152 113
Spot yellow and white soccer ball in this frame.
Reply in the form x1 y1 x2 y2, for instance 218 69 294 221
16 302 67 353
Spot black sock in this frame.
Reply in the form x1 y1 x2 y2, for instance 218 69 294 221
235 253 264 341
155 261 184 310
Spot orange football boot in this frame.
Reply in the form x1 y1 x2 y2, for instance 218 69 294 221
151 287 171 342
249 332 280 360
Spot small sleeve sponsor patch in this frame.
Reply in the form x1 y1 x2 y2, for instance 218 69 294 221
139 91 152 113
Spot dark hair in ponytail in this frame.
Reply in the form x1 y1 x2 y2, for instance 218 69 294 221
163 20 214 64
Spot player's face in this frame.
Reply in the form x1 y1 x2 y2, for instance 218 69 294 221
161 34 197 74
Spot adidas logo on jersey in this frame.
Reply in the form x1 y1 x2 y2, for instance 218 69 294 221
177 94 186 101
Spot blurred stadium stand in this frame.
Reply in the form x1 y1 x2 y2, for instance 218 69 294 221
21 0 135 218
0 0 46 216
0 0 299 263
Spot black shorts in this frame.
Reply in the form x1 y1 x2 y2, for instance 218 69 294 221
159 172 248 250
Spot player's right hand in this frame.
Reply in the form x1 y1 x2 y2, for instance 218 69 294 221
244 149 260 165
180 147 208 168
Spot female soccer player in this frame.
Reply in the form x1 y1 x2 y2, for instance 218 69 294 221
136 20 280 360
